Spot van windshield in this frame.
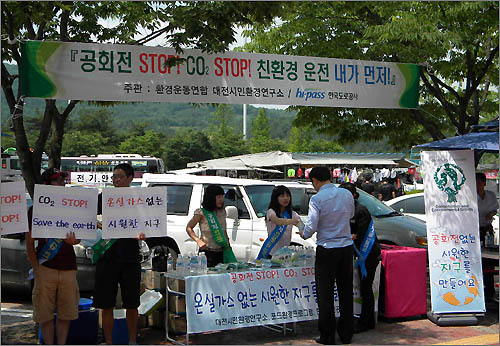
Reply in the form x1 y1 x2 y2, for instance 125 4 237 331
244 185 275 218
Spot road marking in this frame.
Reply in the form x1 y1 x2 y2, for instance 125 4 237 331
1 308 33 318
434 333 499 345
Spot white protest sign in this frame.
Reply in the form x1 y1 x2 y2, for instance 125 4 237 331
101 186 167 239
421 150 485 314
32 185 99 239
1 181 29 235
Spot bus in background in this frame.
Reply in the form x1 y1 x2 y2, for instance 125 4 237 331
1 150 49 182
61 154 165 187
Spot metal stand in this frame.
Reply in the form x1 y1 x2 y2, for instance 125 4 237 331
165 273 189 345
427 311 483 326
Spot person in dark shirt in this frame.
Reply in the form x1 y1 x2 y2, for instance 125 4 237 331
26 168 80 345
379 178 396 201
360 178 375 196
340 183 381 333
94 163 145 345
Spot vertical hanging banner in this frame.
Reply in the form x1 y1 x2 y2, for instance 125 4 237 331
1 181 28 235
20 40 419 109
102 186 167 239
32 185 99 239
421 150 485 314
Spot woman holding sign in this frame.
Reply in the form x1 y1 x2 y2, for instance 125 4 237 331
186 185 236 267
257 185 301 260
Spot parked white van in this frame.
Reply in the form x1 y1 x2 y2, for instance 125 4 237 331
141 173 316 262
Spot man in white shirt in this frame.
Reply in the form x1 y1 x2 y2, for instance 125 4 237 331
299 166 355 345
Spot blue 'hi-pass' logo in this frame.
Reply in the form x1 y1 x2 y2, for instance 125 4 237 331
296 88 326 101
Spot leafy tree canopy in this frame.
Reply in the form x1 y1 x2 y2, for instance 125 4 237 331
245 1 499 150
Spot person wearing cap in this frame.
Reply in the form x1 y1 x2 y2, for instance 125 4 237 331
26 168 80 345
94 163 145 345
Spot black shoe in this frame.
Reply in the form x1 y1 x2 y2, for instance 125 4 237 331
315 336 336 345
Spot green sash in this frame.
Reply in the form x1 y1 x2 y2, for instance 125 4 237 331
91 238 116 264
201 208 237 263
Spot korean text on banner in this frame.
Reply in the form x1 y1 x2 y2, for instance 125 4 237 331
31 185 99 239
1 181 29 235
70 172 113 187
421 150 485 314
20 40 419 109
185 267 318 334
102 186 167 239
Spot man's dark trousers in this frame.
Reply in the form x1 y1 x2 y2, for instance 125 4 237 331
357 254 380 329
315 245 354 344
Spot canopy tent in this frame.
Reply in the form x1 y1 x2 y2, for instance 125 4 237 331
184 151 412 176
415 118 498 166
416 131 498 153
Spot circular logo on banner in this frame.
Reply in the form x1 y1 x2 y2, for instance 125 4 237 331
434 163 466 202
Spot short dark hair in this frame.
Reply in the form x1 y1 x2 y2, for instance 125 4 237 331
202 185 225 211
268 185 293 217
476 172 487 183
339 182 359 199
114 163 134 177
309 166 331 182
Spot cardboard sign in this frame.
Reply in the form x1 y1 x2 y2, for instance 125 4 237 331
1 181 29 235
32 185 99 239
101 186 167 239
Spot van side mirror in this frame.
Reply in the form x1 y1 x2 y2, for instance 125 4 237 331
225 206 238 220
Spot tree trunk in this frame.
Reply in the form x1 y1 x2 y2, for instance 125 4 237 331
47 100 64 169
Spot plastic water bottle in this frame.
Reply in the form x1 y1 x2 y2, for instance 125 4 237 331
190 254 200 275
167 253 174 273
199 253 208 274
176 255 186 276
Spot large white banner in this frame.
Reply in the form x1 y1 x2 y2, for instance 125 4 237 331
32 185 99 239
21 41 419 109
102 186 167 239
185 264 380 333
421 150 485 314
1 181 29 235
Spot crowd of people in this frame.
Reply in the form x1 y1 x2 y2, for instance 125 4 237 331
26 164 497 345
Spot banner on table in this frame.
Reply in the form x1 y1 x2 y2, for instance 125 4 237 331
421 150 485 314
70 172 113 187
1 181 28 235
21 40 419 109
32 185 99 239
185 267 318 333
101 186 167 239
185 264 381 333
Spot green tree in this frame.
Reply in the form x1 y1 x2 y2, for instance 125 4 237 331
1 1 163 195
61 130 107 156
208 104 248 158
118 130 165 159
246 1 499 150
288 126 344 153
249 108 286 153
164 128 213 170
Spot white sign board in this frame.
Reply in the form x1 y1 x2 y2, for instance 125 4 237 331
70 172 113 187
32 185 99 239
101 186 167 239
185 264 380 333
421 150 485 313
21 41 420 109
1 181 29 235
